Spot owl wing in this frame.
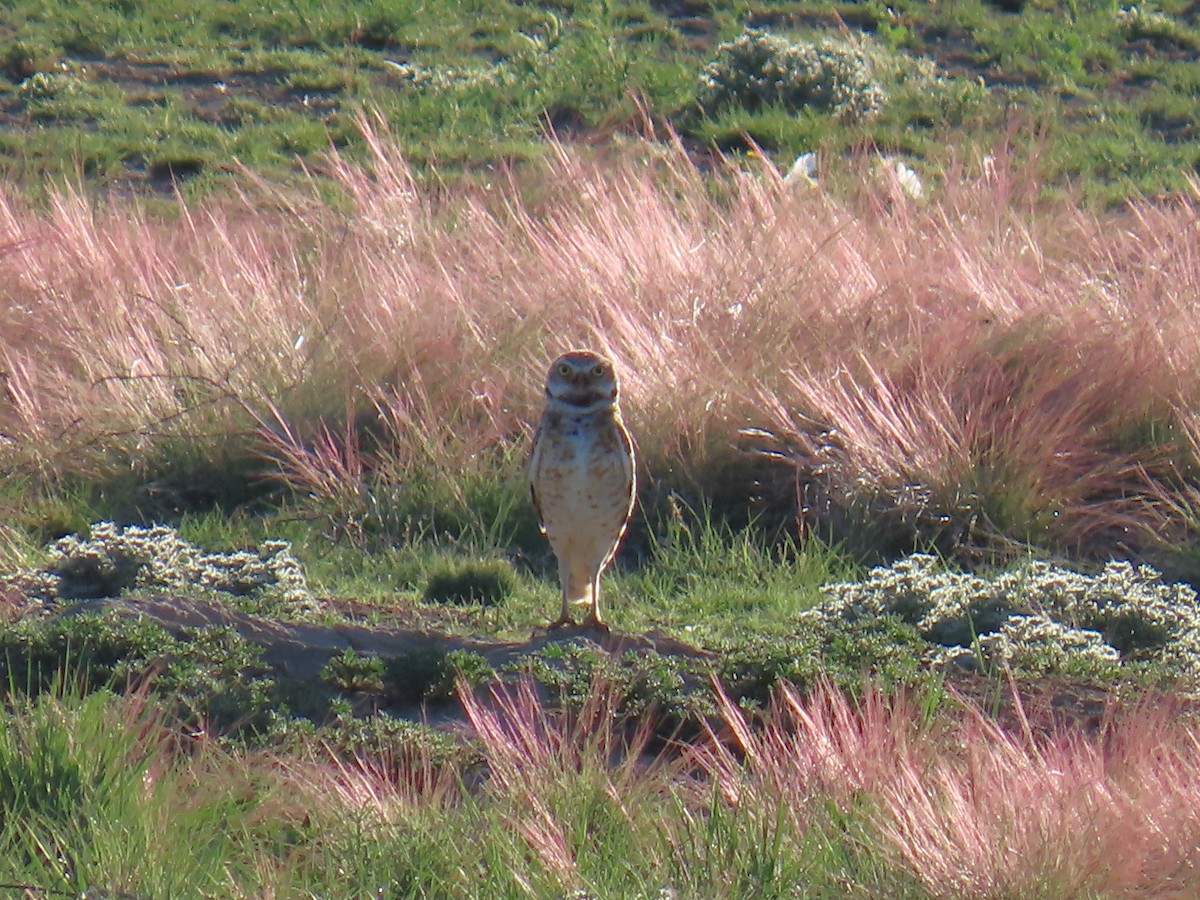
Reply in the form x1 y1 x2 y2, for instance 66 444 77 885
528 421 547 535
597 416 637 572
617 417 637 521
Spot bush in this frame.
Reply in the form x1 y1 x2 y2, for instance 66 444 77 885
718 616 927 708
13 522 317 618
698 28 885 120
810 554 1200 682
422 559 517 607
510 641 713 721
0 610 175 692
319 711 478 770
321 648 386 693
384 647 494 704
0 611 279 733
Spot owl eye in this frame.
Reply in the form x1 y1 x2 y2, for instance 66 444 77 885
592 364 605 377
557 363 571 377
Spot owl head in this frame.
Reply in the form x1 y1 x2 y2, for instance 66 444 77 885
544 349 620 412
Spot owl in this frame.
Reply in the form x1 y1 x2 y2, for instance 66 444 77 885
529 349 636 630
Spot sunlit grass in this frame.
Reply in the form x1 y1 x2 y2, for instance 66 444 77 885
1 0 1197 202
4 122 1200 570
4 673 1198 896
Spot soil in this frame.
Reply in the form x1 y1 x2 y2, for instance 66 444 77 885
20 591 1191 741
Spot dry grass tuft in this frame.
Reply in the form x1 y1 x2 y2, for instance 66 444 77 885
3 120 1200 556
695 678 1200 897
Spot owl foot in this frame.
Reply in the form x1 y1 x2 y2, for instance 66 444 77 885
580 613 610 635
546 615 578 630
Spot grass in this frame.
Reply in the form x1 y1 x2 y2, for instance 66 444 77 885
0 682 281 896
2 673 1198 896
3 4 1200 888
3 124 1200 574
615 501 855 641
0 0 1196 202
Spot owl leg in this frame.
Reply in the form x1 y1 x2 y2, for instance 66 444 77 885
580 571 608 632
547 600 575 629
547 556 579 629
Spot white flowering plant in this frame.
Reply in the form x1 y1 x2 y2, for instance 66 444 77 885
15 522 317 617
698 28 885 121
807 553 1200 683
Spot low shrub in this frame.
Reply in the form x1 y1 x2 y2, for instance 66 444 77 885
810 554 1200 683
0 611 279 733
422 559 517 607
699 27 885 120
384 647 494 704
9 522 317 618
321 647 387 693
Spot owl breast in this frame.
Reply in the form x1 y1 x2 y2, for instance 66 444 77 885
532 411 634 557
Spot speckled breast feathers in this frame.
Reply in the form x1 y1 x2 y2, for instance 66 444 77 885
529 350 636 627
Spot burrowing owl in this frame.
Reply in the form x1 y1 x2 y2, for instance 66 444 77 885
529 349 636 630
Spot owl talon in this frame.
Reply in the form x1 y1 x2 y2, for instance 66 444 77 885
546 615 577 630
580 614 609 634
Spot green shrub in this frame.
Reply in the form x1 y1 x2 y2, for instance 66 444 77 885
698 27 885 120
321 648 386 693
0 612 279 734
0 611 175 693
510 641 713 721
716 616 926 709
384 647 494 704
718 633 823 709
320 711 478 769
422 559 517 607
18 522 317 618
811 554 1200 682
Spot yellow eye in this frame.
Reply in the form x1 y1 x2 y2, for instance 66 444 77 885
592 364 605 376
557 363 571 377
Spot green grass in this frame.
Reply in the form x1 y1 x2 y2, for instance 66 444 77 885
173 503 854 643
615 501 857 642
0 0 1196 201
2 665 1196 896
0 685 275 895
4 1 1200 892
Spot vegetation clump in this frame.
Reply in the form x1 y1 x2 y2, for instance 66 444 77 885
810 554 1200 682
422 559 518 607
317 709 479 770
698 27 885 120
384 647 495 704
12 522 316 617
321 647 387 693
509 640 715 724
0 611 280 733
717 615 928 708
17 69 80 102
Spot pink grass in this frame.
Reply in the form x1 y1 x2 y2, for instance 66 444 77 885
280 674 1200 895
2 120 1200 552
458 677 675 882
696 678 1200 897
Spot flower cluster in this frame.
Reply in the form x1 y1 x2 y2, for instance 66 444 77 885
809 554 1200 681
384 60 515 92
18 70 81 102
21 522 316 615
1116 4 1184 40
698 28 885 120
